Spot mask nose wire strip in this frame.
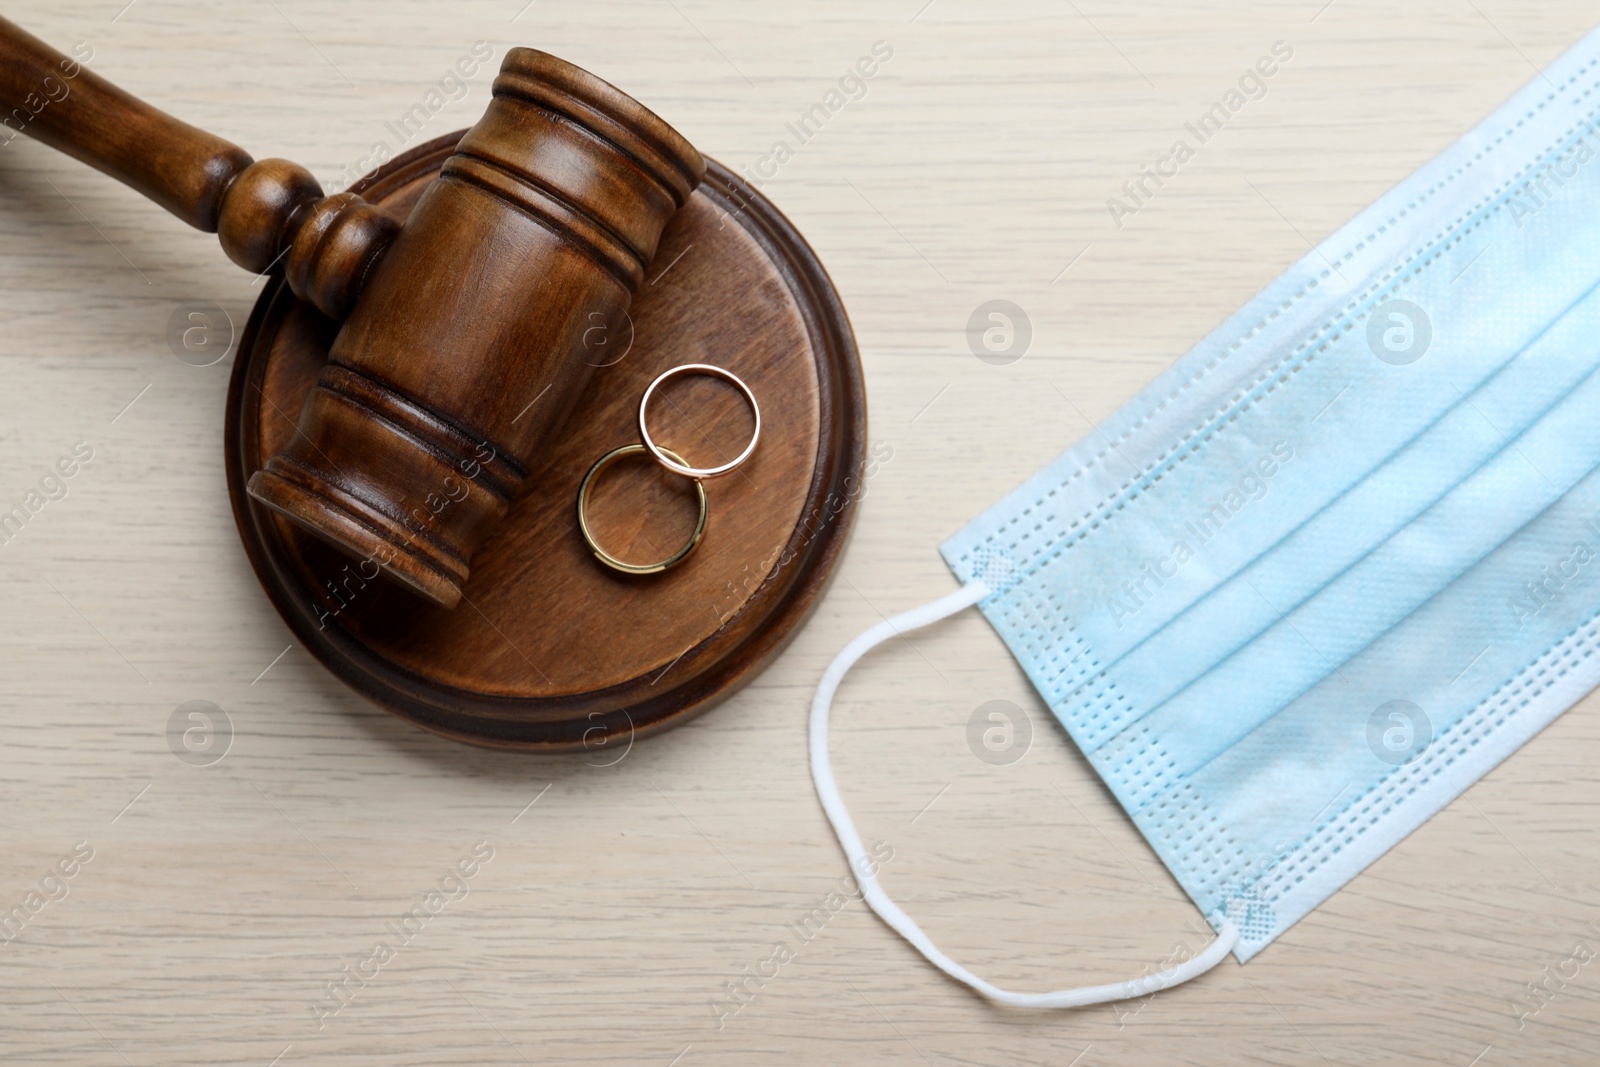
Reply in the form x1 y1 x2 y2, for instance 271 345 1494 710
809 578 1241 1009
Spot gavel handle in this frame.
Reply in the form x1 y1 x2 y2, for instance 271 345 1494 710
0 15 397 317
0 16 250 231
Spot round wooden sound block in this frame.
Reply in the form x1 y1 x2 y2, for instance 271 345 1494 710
227 132 865 751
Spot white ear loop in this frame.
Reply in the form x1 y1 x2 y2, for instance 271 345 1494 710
809 579 1240 1008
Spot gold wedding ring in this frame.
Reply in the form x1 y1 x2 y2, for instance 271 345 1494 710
576 444 708 575
638 363 761 479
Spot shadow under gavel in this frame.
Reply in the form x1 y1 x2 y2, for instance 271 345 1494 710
0 16 705 608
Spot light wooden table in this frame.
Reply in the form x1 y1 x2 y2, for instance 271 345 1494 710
3 1 1598 1063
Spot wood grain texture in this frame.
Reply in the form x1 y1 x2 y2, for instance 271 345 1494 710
2 1 1599 1065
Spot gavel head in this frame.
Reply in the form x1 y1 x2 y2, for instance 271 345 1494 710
245 48 705 608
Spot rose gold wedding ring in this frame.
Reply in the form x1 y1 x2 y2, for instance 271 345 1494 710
638 363 761 479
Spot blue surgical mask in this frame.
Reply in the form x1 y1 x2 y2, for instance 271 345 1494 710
811 29 1600 1006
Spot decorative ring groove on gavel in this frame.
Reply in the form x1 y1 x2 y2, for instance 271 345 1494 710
0 17 705 609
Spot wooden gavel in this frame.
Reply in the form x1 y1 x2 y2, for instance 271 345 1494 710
0 17 704 608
